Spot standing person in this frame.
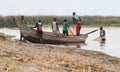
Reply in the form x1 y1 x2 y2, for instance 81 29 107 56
52 18 60 35
33 19 43 43
72 12 82 36
20 16 26 41
99 27 106 46
63 19 69 36
72 12 81 25
100 27 106 41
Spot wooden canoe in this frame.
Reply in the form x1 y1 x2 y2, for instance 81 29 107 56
15 19 88 44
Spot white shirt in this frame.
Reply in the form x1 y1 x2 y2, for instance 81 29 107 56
52 21 57 31
100 30 105 39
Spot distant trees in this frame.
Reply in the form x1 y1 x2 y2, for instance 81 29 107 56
81 16 120 26
0 15 120 28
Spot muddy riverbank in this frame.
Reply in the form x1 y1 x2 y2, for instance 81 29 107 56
0 33 120 72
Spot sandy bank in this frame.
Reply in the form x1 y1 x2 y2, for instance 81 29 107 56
0 33 120 72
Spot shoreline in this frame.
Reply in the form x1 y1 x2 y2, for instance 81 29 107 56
0 33 120 72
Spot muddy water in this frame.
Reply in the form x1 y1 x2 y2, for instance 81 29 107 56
0 27 120 58
81 27 120 58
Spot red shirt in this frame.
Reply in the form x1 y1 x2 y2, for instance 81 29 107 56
36 22 42 31
76 22 81 30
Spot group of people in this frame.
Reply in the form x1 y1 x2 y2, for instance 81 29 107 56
52 12 82 36
20 12 106 44
29 12 82 43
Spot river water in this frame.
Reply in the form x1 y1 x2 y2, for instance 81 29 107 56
0 27 120 58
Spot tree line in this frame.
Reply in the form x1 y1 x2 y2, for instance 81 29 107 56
0 15 120 28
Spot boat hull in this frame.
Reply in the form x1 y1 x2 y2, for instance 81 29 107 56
16 20 88 44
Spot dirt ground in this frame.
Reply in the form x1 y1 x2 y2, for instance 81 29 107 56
0 33 120 72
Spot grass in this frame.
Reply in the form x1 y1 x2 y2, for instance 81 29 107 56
109 23 120 27
26 23 120 28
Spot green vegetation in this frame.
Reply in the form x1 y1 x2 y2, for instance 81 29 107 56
0 15 120 28
0 16 17 28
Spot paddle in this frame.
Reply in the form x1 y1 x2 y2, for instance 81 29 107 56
85 29 98 35
84 29 102 42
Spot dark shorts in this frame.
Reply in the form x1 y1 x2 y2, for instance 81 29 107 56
63 30 68 36
102 38 106 41
63 30 68 34
37 31 43 38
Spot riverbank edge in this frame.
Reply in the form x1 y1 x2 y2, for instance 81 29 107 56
0 33 120 72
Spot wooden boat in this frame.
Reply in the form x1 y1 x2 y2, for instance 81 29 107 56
15 19 88 44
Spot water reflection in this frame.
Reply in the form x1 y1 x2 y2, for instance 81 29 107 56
100 40 105 46
100 40 106 49
61 43 87 49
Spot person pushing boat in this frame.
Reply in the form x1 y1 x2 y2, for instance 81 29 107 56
93 27 106 45
20 16 26 41
32 19 43 43
99 27 106 41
